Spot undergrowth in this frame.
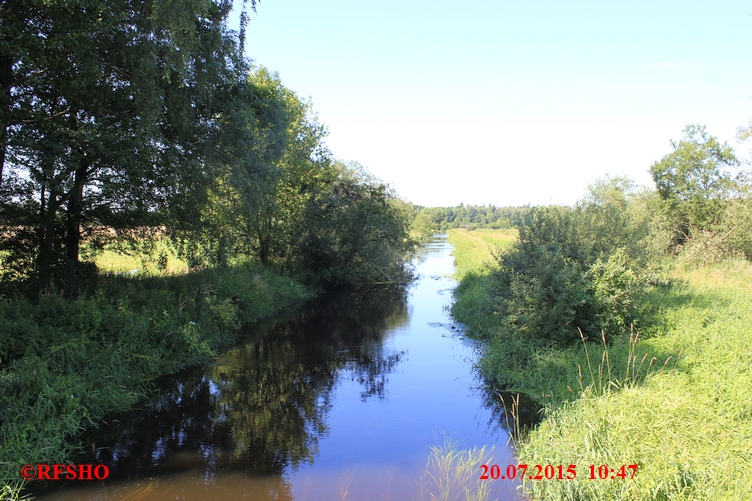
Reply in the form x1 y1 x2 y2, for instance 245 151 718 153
0 265 311 499
449 225 752 500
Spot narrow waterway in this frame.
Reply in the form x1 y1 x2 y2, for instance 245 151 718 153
40 235 524 500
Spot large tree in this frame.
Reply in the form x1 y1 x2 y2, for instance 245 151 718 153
0 0 249 284
650 124 740 243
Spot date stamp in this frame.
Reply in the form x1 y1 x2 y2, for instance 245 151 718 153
479 463 638 481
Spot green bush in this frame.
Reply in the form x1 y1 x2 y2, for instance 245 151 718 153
589 247 653 333
462 178 656 346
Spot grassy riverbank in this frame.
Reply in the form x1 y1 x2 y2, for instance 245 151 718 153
447 229 517 338
449 228 752 500
0 264 312 499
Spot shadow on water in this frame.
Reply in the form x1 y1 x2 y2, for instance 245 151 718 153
35 235 528 500
32 287 409 497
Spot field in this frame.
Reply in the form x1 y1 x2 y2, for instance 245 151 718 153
447 228 517 279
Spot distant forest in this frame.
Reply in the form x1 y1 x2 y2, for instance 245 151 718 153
412 205 533 237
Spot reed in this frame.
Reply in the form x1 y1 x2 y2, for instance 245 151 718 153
418 437 497 501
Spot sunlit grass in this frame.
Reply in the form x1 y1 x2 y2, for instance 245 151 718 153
447 229 517 337
447 229 517 280
513 259 752 500
93 241 188 275
449 224 752 499
418 437 498 501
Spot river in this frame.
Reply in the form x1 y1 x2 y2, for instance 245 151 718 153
38 235 525 500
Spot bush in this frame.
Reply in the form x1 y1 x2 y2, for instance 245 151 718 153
477 181 655 346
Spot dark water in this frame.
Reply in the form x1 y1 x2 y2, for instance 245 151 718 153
39 235 526 500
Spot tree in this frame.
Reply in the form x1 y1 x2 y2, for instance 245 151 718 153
291 161 413 287
0 0 247 285
173 66 332 269
650 125 740 243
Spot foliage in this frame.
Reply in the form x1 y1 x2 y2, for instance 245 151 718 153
289 161 415 288
160 68 413 288
412 205 533 237
447 123 752 500
650 124 742 247
450 162 752 500
477 178 655 346
0 9 414 497
514 261 752 501
0 265 311 496
0 0 248 286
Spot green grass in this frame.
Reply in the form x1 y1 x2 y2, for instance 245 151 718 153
447 228 517 280
447 229 517 337
449 227 752 500
0 264 312 499
93 240 188 274
515 261 752 500
417 437 498 501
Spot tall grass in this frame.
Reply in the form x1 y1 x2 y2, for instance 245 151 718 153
448 229 517 337
0 264 312 500
449 228 752 500
447 229 517 280
502 261 752 500
418 437 498 501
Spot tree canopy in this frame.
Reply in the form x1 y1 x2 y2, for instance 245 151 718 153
649 124 741 243
0 2 413 292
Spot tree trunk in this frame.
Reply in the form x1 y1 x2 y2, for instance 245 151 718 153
259 237 270 265
65 159 88 264
38 187 60 284
0 52 14 189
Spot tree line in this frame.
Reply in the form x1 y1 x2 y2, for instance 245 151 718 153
0 0 412 292
411 204 533 238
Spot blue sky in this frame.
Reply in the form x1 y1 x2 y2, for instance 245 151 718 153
244 0 752 207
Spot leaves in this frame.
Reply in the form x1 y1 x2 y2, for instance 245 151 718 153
650 124 741 238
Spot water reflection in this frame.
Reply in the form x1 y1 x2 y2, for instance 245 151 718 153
70 287 409 483
40 236 525 500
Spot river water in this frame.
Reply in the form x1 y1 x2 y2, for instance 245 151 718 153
40 235 525 500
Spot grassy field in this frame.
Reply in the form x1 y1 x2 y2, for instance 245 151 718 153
93 240 188 274
447 229 517 337
447 228 517 279
448 229 752 500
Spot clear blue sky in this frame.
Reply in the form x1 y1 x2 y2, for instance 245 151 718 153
243 0 752 207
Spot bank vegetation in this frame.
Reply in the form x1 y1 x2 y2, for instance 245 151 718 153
0 3 413 498
449 124 752 500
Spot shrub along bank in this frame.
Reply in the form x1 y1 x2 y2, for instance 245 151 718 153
514 260 752 500
449 175 752 499
0 265 311 499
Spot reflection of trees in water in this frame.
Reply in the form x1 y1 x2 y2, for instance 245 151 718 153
344 346 404 401
79 285 409 484
473 360 543 436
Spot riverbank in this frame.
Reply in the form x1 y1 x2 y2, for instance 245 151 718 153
0 265 312 500
449 228 752 500
19 235 521 501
